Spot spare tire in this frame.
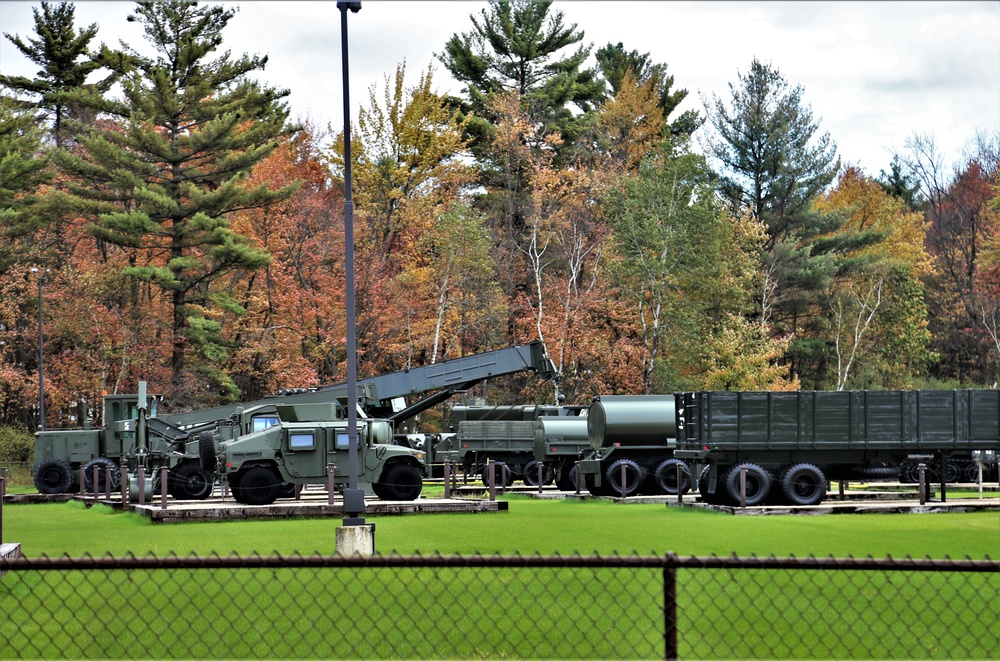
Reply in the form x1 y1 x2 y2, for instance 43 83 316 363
34 458 74 494
198 431 216 472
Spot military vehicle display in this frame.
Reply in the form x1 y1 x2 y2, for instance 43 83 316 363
439 403 588 487
580 389 1000 505
533 414 590 490
200 402 423 505
31 341 558 499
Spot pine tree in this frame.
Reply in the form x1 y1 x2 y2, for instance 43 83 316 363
48 0 298 404
594 42 700 138
0 1 113 147
438 0 604 163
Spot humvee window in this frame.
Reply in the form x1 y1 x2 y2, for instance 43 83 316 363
253 415 281 433
289 432 315 450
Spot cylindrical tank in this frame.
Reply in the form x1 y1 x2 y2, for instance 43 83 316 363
534 417 590 446
587 395 676 451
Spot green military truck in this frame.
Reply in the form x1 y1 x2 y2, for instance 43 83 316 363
675 389 1000 506
441 403 588 487
200 402 424 505
31 341 558 498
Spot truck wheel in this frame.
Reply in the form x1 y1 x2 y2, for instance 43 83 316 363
198 431 216 472
522 460 552 487
555 466 579 491
653 459 690 495
82 457 120 493
605 459 643 498
698 466 726 505
169 463 214 500
236 466 280 506
378 464 423 501
480 462 511 488
780 463 826 506
724 463 771 506
34 458 74 494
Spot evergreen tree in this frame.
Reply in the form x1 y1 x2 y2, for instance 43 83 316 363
594 42 700 138
703 58 839 247
438 0 604 163
0 97 51 267
0 1 113 147
48 0 298 404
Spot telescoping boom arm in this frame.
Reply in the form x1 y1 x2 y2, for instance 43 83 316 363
162 341 559 428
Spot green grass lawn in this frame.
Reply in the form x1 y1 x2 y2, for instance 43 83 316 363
3 495 997 558
1 497 997 659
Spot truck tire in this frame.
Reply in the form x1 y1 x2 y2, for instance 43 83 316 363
82 457 120 493
724 463 771 506
584 473 612 497
236 466 280 506
652 459 690 495
698 466 726 505
34 458 74 494
198 431 216 472
480 462 511 488
522 460 552 487
169 463 214 500
555 466 579 491
378 463 422 501
605 459 643 498
780 463 826 506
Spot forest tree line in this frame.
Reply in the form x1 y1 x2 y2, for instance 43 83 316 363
1 0 998 432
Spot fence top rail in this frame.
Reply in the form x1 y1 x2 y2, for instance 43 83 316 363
1 552 996 572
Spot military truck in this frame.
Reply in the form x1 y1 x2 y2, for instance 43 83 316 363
200 402 424 505
580 389 1000 505
533 414 591 490
442 403 588 487
31 341 558 496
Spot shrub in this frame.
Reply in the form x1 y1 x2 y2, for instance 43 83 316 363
0 425 34 463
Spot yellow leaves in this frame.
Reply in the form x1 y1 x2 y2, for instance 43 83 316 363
815 166 931 276
597 70 665 174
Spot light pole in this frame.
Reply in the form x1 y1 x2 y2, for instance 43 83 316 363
30 267 49 431
338 0 365 527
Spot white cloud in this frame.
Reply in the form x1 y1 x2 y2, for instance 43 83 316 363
1 0 996 174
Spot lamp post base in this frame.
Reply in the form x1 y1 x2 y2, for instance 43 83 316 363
335 522 374 556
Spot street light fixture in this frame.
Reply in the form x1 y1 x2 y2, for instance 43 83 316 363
338 0 365 527
30 267 49 431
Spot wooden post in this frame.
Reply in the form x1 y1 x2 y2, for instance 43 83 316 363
739 465 747 508
443 459 451 499
160 465 168 510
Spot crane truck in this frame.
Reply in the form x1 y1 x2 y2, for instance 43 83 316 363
31 341 559 500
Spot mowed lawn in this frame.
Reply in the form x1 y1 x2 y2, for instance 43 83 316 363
1 498 997 660
3 495 998 558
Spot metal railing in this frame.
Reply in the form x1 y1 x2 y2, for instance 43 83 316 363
0 551 995 659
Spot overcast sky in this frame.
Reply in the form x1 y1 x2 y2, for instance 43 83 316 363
1 1 997 176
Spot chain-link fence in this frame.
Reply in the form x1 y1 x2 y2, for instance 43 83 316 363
0 552 996 659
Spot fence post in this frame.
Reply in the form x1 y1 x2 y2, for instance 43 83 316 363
1 474 4 544
620 462 627 499
978 461 984 499
574 461 581 495
443 459 451 499
537 462 543 495
327 463 336 507
138 466 146 506
676 462 684 504
938 455 947 503
160 465 168 510
1 467 6 498
740 465 747 508
92 464 99 498
295 483 303 501
120 466 128 504
79 466 85 497
105 467 111 501
918 463 927 505
663 553 678 661
221 479 228 501
839 480 846 500
488 459 496 502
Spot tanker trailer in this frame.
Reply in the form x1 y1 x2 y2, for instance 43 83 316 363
533 415 591 490
578 395 689 497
